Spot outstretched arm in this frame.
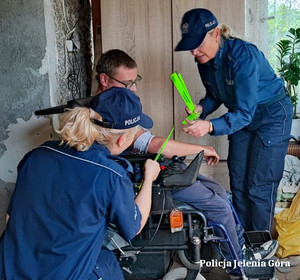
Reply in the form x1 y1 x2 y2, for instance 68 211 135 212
148 137 219 165
133 128 220 165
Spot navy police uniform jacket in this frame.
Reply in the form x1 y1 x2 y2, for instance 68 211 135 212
0 141 141 280
198 37 287 136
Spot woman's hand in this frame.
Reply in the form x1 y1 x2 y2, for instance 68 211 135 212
143 159 160 182
183 119 210 137
185 104 203 116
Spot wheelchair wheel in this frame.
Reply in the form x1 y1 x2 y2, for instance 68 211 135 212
178 242 221 272
162 267 206 280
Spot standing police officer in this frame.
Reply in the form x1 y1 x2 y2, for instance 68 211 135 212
175 8 293 232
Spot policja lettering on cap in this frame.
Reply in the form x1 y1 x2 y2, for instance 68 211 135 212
205 20 217 29
124 116 141 127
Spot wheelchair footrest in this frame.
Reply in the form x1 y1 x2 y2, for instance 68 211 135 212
244 230 272 248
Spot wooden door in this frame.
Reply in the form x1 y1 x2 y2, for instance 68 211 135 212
101 0 173 137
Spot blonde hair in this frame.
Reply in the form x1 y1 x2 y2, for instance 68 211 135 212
218 23 234 39
205 24 244 47
56 107 138 151
218 23 244 42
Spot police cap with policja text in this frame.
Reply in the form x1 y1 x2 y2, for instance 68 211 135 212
88 87 153 129
175 8 218 51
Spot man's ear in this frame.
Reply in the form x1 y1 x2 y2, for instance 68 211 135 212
99 73 110 88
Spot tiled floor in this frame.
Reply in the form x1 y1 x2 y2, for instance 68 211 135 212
196 160 300 280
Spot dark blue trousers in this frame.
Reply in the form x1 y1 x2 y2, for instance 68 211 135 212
228 95 293 231
172 174 244 263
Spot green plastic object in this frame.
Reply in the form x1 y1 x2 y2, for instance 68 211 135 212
154 126 175 161
170 72 200 124
138 127 175 189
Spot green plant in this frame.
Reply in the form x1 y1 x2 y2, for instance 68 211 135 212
276 27 300 117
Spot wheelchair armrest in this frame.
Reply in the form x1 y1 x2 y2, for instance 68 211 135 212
160 151 204 187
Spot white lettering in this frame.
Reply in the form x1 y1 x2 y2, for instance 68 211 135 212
197 259 292 269
200 260 206 266
124 116 140 126
205 259 293 270
205 20 216 28
268 259 291 267
199 259 232 269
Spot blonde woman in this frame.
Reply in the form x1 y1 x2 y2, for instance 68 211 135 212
175 8 292 234
0 87 160 280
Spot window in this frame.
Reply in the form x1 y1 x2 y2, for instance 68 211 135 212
267 0 300 70
268 0 300 115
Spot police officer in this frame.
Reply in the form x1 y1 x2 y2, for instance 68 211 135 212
175 8 293 232
0 87 160 280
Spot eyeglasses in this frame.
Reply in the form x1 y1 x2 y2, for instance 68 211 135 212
107 74 142 89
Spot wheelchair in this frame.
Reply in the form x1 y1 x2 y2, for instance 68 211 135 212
108 152 277 280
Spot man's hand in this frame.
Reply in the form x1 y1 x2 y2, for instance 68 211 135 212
183 119 210 137
202 146 219 166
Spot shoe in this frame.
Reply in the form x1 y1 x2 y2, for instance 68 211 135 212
244 240 279 260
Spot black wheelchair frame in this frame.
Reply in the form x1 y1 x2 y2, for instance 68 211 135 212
109 152 277 280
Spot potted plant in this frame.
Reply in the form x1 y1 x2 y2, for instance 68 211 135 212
275 27 300 118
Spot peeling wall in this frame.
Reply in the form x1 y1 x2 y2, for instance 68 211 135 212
0 0 93 235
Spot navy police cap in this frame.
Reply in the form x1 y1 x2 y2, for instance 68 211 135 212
175 8 218 51
88 87 153 129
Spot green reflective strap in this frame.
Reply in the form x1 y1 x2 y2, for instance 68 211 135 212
170 72 195 112
154 126 175 161
182 111 200 124
138 127 175 189
177 73 195 111
171 72 200 124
